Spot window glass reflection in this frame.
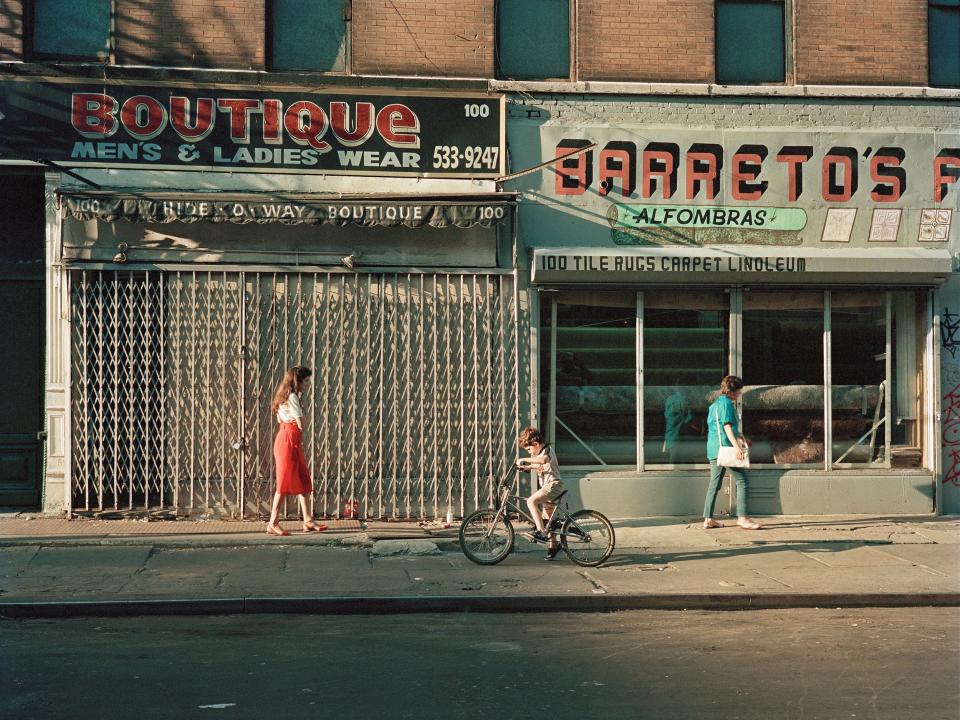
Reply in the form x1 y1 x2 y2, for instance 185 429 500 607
832 292 886 465
644 291 729 465
742 291 824 465
542 292 635 465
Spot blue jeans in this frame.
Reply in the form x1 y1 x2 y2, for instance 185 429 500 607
703 459 748 518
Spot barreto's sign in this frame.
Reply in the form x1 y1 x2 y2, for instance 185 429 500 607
0 79 504 177
507 125 959 247
548 134 960 204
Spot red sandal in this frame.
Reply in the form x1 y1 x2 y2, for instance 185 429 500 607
266 524 290 536
303 521 327 532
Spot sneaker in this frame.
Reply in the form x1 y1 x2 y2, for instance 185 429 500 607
524 530 549 543
544 545 562 561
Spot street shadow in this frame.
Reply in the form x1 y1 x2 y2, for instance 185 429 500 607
599 540 867 569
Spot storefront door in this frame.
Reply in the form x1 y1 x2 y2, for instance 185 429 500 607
0 172 44 508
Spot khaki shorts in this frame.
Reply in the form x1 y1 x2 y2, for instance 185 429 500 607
540 479 565 502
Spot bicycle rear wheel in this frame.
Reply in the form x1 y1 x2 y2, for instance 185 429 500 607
561 510 615 567
459 509 514 565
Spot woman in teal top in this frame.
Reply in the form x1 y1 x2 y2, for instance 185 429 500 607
703 375 762 530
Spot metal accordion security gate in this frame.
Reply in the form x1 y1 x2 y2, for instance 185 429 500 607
69 269 522 519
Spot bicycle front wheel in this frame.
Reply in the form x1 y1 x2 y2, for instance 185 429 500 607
561 510 615 567
459 509 514 565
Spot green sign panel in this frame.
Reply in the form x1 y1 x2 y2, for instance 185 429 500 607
611 204 807 231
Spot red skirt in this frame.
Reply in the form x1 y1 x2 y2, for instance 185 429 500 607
273 423 313 496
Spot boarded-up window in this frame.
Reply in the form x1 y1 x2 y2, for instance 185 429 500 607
930 1 960 87
715 0 786 84
271 0 348 72
497 0 569 80
33 0 111 60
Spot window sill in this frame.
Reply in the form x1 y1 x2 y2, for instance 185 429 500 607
564 466 933 477
490 79 960 100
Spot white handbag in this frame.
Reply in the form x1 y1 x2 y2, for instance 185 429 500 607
715 411 750 468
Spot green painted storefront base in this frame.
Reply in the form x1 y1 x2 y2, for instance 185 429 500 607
557 468 936 518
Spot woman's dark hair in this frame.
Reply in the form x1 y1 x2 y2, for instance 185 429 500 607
271 365 312 413
719 375 744 396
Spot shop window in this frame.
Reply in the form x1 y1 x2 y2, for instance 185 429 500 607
538 288 927 471
32 0 111 60
497 0 570 80
831 292 887 466
715 0 786 84
270 0 348 72
644 291 729 465
742 291 824 465
930 1 960 88
542 292 636 465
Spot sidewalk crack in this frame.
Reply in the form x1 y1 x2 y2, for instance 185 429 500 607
577 571 608 594
871 547 949 577
752 569 794 588
133 546 159 576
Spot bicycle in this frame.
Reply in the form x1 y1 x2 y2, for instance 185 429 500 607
458 469 615 567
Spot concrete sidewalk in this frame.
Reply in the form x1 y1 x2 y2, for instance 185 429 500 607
0 513 958 617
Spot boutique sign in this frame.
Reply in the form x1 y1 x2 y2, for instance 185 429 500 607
0 79 504 177
59 192 511 228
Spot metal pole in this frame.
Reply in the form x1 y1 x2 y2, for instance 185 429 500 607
547 295 558 446
636 290 644 471
238 272 247 517
930 289 943 514
884 292 892 466
824 291 832 470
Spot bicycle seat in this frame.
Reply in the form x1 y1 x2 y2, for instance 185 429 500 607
553 490 568 501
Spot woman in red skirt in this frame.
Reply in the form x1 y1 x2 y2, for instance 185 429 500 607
266 365 327 536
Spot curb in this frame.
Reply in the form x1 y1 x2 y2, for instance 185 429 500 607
0 536 363 549
2 592 958 618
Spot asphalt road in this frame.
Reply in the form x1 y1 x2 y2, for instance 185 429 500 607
2 608 957 720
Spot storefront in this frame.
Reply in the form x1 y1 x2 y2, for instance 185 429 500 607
0 77 523 519
506 115 958 517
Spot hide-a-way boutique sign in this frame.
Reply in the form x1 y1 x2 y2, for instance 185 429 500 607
0 78 504 177
60 192 511 228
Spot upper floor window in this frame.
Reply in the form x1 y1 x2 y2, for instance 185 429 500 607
930 0 960 87
32 0 111 61
715 0 786 84
270 0 349 72
497 0 570 80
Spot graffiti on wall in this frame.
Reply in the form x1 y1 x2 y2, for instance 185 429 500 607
941 383 960 486
941 308 960 359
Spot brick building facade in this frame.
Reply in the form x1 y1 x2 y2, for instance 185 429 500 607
0 1 956 519
0 1 951 85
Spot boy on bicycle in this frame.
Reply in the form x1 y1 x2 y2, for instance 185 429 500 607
516 427 565 560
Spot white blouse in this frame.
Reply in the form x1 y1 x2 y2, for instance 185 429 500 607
277 392 303 424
